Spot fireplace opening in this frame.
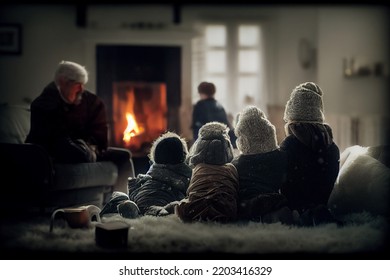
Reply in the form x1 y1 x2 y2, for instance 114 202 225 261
112 82 168 157
96 44 181 175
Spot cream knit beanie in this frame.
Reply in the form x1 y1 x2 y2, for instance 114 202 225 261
235 106 278 155
283 82 324 123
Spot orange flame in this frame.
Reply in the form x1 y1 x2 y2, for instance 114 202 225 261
123 113 143 144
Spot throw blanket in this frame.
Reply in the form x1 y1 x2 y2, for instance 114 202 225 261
176 163 239 223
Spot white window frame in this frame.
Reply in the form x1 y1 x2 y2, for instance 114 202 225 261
192 21 266 124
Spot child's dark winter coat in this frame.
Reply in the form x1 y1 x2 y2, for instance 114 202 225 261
281 82 340 215
128 132 192 215
101 132 192 217
232 151 287 200
280 123 339 212
128 162 192 215
232 106 289 221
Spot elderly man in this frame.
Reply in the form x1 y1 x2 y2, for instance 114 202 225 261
26 60 131 193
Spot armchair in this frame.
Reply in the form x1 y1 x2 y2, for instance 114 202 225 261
0 104 134 211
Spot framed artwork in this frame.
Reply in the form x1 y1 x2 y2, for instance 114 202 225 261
0 24 22 55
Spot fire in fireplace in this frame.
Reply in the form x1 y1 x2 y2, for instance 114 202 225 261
112 81 168 157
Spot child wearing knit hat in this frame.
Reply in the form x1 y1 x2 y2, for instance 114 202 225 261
232 106 294 224
100 131 192 218
175 121 239 223
280 82 340 226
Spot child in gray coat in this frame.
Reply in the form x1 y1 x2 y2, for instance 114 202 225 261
100 131 192 218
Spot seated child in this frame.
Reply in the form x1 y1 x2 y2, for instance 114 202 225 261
232 106 292 224
100 131 192 218
280 82 340 226
175 122 239 223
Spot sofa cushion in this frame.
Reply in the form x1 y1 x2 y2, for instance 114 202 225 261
45 186 107 209
0 104 30 144
54 161 118 191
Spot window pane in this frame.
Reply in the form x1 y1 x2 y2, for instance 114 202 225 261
238 76 258 106
206 50 226 73
205 25 226 47
239 50 258 73
239 25 259 46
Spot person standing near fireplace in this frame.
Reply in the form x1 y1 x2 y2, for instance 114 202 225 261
191 81 237 148
25 60 132 194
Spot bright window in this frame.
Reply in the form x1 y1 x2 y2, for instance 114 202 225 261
238 76 258 104
206 50 226 73
205 25 226 47
239 25 259 46
192 23 264 119
239 50 259 73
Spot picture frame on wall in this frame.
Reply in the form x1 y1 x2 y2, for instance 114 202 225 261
0 24 22 55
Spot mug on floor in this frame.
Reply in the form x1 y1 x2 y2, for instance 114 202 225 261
49 205 101 232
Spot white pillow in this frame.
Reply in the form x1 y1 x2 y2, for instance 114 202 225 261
328 145 390 217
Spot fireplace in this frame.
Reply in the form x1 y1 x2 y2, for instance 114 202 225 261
112 81 168 157
97 44 181 174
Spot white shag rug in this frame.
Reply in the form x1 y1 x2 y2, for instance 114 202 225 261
0 211 388 258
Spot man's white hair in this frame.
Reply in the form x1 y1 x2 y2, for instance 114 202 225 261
54 60 88 85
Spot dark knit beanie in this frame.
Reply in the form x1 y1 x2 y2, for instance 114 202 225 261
284 82 324 123
150 132 188 164
188 121 234 167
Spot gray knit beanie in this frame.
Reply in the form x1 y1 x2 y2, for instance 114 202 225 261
188 121 234 167
283 82 324 123
235 106 278 155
